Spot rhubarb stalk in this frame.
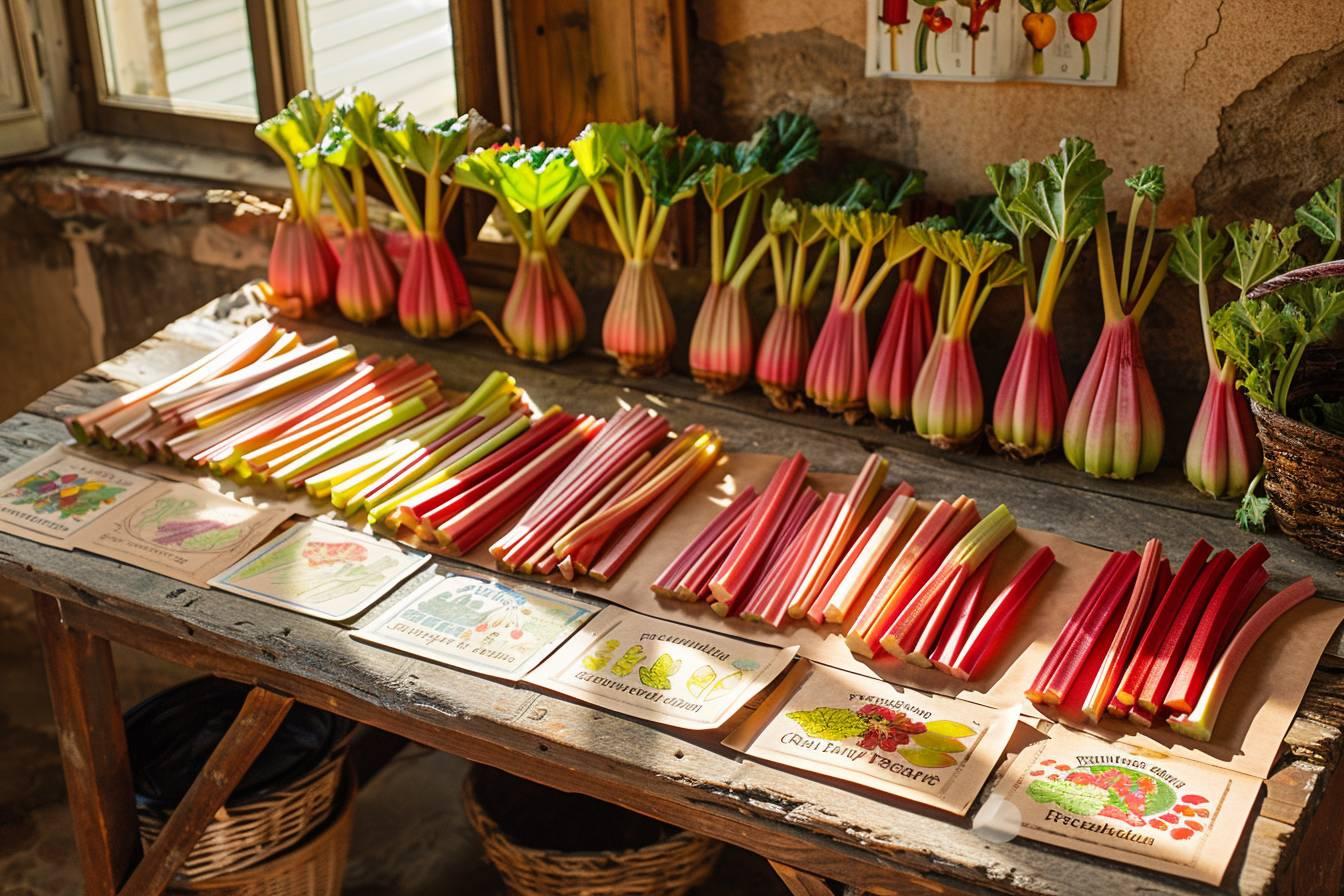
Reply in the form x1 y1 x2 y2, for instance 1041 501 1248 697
946 545 1056 680
909 225 1025 449
345 94 508 343
1063 164 1171 479
571 123 713 376
1168 577 1316 741
708 452 809 609
690 113 819 393
1078 538 1163 722
988 140 1108 458
756 198 837 410
456 143 593 361
256 93 340 315
651 489 758 599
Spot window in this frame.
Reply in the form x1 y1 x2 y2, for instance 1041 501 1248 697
0 0 49 158
65 0 502 154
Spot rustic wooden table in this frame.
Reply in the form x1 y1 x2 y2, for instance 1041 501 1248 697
6 291 1344 896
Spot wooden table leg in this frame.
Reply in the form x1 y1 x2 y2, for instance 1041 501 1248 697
118 686 294 896
770 859 837 896
34 592 141 896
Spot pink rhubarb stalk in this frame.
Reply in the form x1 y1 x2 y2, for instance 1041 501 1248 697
909 226 1024 449
868 252 935 421
1063 166 1171 479
651 489 758 599
1078 538 1164 722
708 452 809 609
945 546 1056 680
757 199 835 411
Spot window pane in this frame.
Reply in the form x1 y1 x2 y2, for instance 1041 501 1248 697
92 0 259 118
302 0 457 122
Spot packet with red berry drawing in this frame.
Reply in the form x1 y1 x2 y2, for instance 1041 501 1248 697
980 729 1260 884
352 569 598 681
724 661 1017 815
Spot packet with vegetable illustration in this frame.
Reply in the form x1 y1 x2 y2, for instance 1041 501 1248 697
982 730 1259 884
724 661 1016 815
526 605 796 730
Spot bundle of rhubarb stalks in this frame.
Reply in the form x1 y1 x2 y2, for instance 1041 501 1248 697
1027 537 1317 741
652 452 1057 680
67 322 720 584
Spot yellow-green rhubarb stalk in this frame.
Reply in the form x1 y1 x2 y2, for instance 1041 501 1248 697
456 143 591 362
1063 164 1171 479
256 92 341 316
989 138 1108 459
690 112 819 393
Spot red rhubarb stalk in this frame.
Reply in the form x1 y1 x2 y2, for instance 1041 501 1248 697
757 494 845 628
708 452 809 608
946 545 1056 680
1135 549 1235 714
918 550 996 669
1164 543 1271 714
730 487 821 621
1079 538 1164 722
651 489 758 598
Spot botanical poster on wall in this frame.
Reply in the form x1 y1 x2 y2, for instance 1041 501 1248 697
0 446 156 548
724 662 1017 815
979 730 1260 883
71 481 288 586
352 571 598 681
210 519 429 622
866 0 1122 85
526 605 798 730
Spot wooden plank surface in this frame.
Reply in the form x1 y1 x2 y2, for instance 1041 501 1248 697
5 293 1344 895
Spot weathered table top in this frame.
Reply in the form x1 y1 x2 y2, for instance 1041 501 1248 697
5 291 1344 896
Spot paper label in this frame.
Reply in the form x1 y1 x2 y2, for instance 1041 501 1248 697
726 662 1017 815
353 571 598 681
71 482 288 586
0 446 156 547
526 606 797 730
210 519 429 622
865 0 1122 85
980 730 1261 884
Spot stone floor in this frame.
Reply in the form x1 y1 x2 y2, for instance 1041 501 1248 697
0 585 790 895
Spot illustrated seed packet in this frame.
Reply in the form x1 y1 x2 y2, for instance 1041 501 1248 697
352 571 598 681
210 520 429 622
725 662 1017 815
979 730 1261 884
526 606 797 730
71 482 288 587
0 446 156 548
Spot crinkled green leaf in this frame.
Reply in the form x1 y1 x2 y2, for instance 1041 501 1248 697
456 143 582 212
786 706 869 740
1124 165 1166 205
256 90 339 163
1296 177 1343 255
738 111 820 176
844 209 898 247
1007 137 1110 243
700 161 773 210
987 159 1038 242
1222 220 1301 295
1169 216 1229 286
380 109 503 176
648 136 715 207
573 120 672 179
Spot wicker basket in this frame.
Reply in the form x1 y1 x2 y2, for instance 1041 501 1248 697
463 766 721 896
141 753 344 881
1251 353 1344 559
168 763 355 896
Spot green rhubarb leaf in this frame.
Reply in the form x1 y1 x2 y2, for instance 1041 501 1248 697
785 706 869 740
456 144 583 213
1124 165 1167 205
1169 216 1230 286
1026 778 1108 816
573 120 672 181
741 110 820 177
381 109 503 178
1295 177 1343 257
956 194 1011 241
844 209 898 247
699 161 773 211
1007 137 1110 244
637 653 680 689
1222 220 1301 296
986 159 1038 242
256 91 339 164
648 136 716 207
309 121 367 172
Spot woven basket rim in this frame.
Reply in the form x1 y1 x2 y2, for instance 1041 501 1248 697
1249 399 1344 446
462 770 716 862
